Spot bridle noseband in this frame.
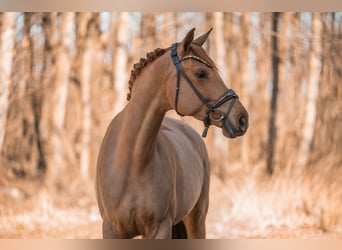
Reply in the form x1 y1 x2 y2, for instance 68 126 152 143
171 43 239 137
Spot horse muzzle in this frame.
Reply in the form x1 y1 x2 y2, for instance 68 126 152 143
221 99 249 138
222 114 248 138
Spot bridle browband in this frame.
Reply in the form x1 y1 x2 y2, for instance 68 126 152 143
171 43 239 137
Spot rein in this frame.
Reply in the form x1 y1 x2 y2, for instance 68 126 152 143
171 43 238 137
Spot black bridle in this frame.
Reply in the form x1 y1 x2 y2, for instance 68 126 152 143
171 43 239 137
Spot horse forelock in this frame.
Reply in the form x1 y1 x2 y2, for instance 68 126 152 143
126 43 217 101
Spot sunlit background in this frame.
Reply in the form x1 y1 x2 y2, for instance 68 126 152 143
0 12 341 238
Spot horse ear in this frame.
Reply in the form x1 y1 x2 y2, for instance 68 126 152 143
193 28 213 46
178 28 195 56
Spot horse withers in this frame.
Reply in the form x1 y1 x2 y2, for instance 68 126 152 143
96 28 248 239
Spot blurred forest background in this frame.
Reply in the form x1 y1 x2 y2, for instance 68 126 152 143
0 12 341 238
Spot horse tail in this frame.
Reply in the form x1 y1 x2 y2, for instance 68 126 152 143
172 221 188 239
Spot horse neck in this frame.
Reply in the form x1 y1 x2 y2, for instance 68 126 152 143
118 64 170 172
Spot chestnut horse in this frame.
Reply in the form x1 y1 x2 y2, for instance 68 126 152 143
96 28 248 239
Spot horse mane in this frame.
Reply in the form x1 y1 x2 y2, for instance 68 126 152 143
127 48 168 101
127 43 217 101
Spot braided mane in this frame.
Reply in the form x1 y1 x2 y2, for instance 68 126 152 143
126 43 217 101
127 48 168 101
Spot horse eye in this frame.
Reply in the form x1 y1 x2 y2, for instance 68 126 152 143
196 69 208 79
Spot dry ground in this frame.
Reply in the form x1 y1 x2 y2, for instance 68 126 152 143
0 163 341 239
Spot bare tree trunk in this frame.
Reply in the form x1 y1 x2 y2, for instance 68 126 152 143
160 12 175 48
80 13 101 179
250 13 271 167
174 13 180 41
46 12 74 187
66 13 90 179
0 13 44 179
212 12 229 178
290 13 303 101
298 13 323 168
214 13 227 80
40 12 58 183
278 13 291 90
282 13 307 170
22 13 46 176
266 12 280 175
275 12 292 169
0 12 15 155
13 13 48 201
73 12 92 180
141 13 157 51
113 12 129 115
310 13 342 169
224 12 234 86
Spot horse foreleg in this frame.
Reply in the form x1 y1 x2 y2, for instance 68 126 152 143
102 219 117 238
183 158 210 239
183 193 209 239
183 211 206 238
145 218 172 239
102 219 132 239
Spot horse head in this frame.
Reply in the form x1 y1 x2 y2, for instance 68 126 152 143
165 28 249 138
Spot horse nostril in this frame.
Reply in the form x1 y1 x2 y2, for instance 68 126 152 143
239 116 247 132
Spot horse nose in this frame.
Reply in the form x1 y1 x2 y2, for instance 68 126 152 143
238 115 248 133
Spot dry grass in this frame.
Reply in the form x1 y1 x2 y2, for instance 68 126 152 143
207 163 342 238
0 180 102 238
0 163 341 238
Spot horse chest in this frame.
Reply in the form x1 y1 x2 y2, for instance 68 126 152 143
105 158 199 227
104 165 172 212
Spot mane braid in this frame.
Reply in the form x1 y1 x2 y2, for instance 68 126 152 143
127 47 168 101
